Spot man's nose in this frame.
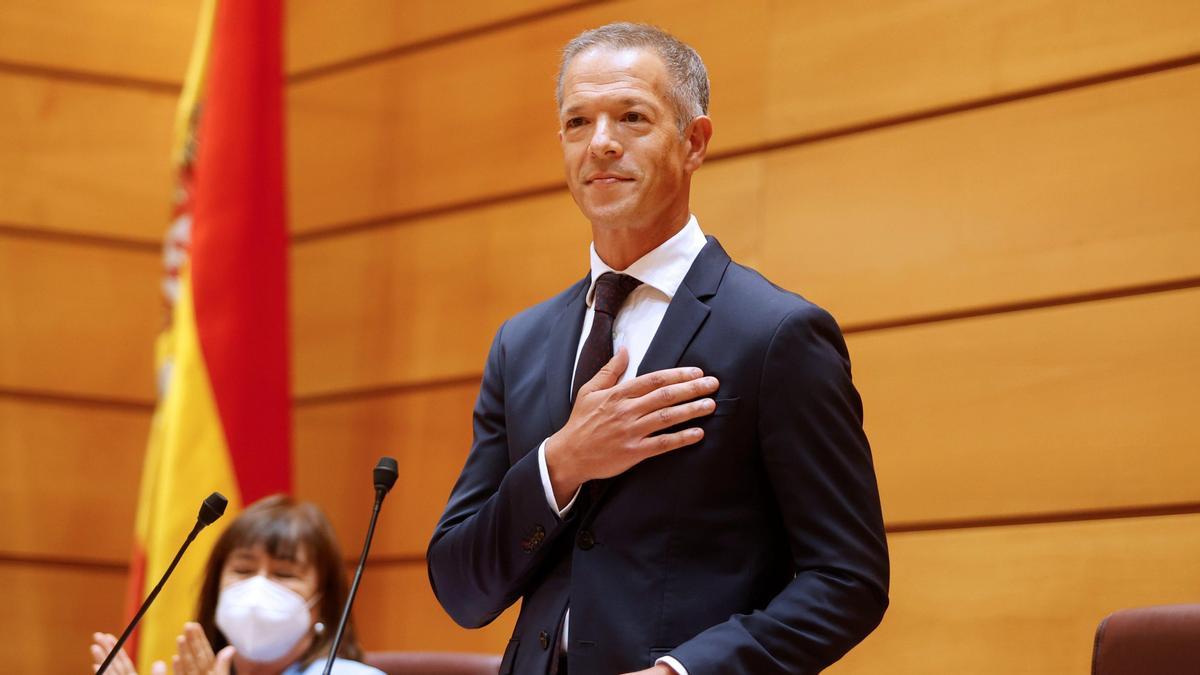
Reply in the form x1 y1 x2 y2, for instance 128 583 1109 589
588 118 623 158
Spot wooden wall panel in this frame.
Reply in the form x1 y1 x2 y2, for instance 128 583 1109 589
287 0 570 74
295 288 1200 550
290 159 762 396
764 0 1200 136
295 385 479 560
762 64 1200 325
354 562 517 654
291 190 588 396
0 0 198 83
0 399 147 563
287 0 1200 233
285 0 768 233
1 563 126 674
829 514 1200 674
0 237 159 401
291 66 1199 395
0 73 175 242
856 287 1200 525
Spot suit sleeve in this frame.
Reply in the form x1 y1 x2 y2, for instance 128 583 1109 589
426 321 575 628
668 306 890 674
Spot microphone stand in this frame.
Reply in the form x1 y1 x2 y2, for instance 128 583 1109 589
97 492 227 675
322 458 397 675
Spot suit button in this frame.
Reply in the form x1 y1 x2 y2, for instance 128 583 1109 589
577 529 595 550
539 631 550 650
521 525 546 553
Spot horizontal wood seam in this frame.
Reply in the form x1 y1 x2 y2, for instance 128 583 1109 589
840 276 1200 336
9 503 1200 573
9 55 1198 251
287 0 615 84
0 2 610 92
887 501 1200 534
0 59 180 94
0 387 155 412
0 222 160 253
5 276 1195 411
291 51 1200 243
293 374 483 407
291 275 1200 405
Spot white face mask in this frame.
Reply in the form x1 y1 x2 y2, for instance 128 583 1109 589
215 575 317 663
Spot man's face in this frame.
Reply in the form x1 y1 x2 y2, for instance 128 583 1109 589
558 47 697 235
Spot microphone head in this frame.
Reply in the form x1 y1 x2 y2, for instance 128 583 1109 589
197 492 229 527
373 457 399 496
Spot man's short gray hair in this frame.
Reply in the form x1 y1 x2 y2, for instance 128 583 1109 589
556 22 710 133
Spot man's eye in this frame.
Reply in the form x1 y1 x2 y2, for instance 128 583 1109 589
624 112 644 123
564 117 586 129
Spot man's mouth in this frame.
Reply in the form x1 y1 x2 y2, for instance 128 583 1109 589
585 172 633 184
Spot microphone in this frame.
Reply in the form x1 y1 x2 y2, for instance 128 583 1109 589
323 457 398 675
97 492 228 674
373 456 399 498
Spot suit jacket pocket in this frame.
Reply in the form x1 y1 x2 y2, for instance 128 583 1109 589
711 396 741 417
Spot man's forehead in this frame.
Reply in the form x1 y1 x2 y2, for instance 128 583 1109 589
560 47 668 105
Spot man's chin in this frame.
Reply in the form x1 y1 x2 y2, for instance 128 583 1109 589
581 205 638 229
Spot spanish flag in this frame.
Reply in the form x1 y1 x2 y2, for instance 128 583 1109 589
125 0 290 670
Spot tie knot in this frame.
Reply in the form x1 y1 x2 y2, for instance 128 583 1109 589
593 272 642 317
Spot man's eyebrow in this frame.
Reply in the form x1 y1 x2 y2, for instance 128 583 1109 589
617 96 657 110
562 96 659 117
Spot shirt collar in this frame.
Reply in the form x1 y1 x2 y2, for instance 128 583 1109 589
586 214 707 307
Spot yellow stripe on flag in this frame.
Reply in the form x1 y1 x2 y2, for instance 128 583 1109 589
134 267 241 672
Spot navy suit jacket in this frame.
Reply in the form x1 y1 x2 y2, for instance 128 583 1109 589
428 238 889 675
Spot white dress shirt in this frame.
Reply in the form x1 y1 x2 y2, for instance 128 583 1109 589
536 214 706 675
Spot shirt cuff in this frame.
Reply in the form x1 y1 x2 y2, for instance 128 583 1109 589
538 439 579 518
655 655 689 675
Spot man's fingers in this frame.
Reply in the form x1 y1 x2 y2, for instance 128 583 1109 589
631 375 719 414
619 366 708 400
577 347 630 398
635 397 716 436
637 426 705 458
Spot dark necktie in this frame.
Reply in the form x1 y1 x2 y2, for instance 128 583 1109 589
572 272 642 401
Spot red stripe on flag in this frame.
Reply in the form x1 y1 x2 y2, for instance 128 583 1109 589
191 0 291 502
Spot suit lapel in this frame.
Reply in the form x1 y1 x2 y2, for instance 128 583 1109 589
585 237 732 516
635 284 710 377
637 236 730 376
544 275 589 435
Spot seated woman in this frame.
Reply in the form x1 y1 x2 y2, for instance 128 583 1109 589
92 495 382 675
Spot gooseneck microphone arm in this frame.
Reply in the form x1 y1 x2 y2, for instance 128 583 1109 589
97 492 228 675
323 457 398 675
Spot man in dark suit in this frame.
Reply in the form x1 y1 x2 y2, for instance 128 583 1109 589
428 23 888 675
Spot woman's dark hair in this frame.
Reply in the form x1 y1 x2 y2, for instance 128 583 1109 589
195 495 364 667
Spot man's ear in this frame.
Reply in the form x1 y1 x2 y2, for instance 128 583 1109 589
683 115 713 172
